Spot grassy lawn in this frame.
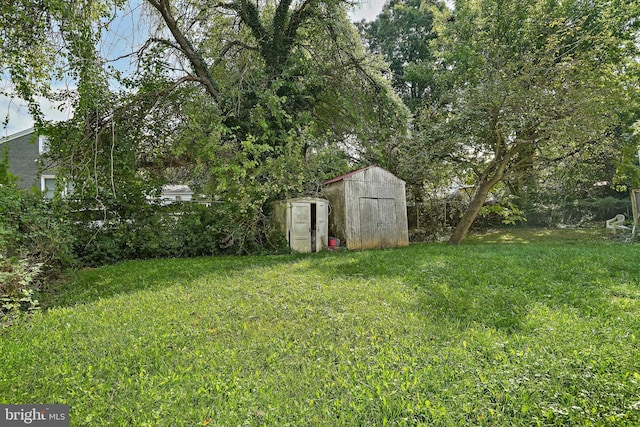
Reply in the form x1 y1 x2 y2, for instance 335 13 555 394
1 228 640 426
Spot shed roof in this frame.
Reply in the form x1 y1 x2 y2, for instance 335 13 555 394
323 165 404 185
276 196 328 203
323 165 377 185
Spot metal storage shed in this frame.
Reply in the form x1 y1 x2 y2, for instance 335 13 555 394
323 166 409 250
272 197 329 253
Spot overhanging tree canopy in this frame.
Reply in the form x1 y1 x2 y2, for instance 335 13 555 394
359 0 445 112
1 0 408 251
417 0 640 244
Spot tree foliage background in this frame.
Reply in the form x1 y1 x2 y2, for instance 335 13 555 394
2 0 408 254
2 0 640 252
364 0 640 243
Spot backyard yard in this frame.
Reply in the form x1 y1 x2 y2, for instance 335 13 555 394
1 228 639 426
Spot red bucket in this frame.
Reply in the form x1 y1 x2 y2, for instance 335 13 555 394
328 237 337 248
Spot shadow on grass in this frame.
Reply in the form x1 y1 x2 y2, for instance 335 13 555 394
464 226 608 245
45 226 638 335
43 253 306 310
311 240 634 333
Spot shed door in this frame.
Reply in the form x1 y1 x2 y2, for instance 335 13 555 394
315 201 328 251
359 198 397 249
378 198 398 248
289 202 311 253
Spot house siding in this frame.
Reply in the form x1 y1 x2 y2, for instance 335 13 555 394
1 130 41 189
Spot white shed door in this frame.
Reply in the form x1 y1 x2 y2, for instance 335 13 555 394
315 201 328 251
359 198 397 249
289 202 311 253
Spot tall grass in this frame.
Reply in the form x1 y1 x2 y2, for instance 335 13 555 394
1 228 639 426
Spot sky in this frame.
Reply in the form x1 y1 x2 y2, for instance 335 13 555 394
0 0 387 138
0 82 75 138
350 0 387 22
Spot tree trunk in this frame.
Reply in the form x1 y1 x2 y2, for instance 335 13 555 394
447 178 496 245
448 153 511 245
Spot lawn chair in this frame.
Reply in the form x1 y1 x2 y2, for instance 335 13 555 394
606 214 630 233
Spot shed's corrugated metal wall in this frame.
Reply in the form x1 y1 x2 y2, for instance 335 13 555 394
324 181 346 245
324 166 409 250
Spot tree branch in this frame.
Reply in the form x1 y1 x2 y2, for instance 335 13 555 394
147 0 221 101
213 39 259 66
542 134 609 163
150 37 184 54
325 22 382 93
235 0 268 46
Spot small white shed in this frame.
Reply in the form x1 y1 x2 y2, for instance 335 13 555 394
272 197 329 253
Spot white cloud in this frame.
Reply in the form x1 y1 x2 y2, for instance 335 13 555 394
0 92 74 138
349 0 385 22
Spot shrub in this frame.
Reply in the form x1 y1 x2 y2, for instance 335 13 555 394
0 179 72 325
524 196 631 226
0 256 41 327
0 185 75 267
70 201 289 267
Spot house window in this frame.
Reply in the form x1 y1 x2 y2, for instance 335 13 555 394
41 175 56 199
40 175 73 199
38 136 49 155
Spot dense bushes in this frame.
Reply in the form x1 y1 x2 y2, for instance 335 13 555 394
0 257 42 324
0 188 75 267
1 175 289 324
523 196 632 227
0 182 74 325
69 201 288 267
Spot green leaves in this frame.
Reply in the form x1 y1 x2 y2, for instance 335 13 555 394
359 0 444 111
0 0 123 125
411 0 640 243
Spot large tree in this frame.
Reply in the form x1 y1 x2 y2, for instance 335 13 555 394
2 0 407 250
418 0 640 244
2 0 405 155
132 0 406 203
359 0 445 112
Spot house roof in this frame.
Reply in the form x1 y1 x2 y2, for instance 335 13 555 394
323 165 378 185
0 127 35 145
161 184 193 195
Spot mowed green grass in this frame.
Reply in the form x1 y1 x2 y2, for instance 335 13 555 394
1 228 640 426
